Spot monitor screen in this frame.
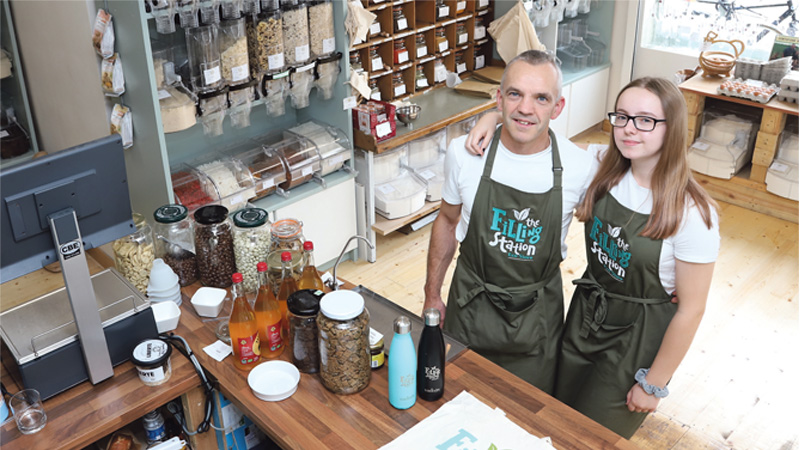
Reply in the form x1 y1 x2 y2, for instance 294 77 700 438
1 134 134 283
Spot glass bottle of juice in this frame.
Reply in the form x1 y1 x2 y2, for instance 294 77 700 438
297 241 325 291
254 262 285 358
229 272 261 370
277 251 298 335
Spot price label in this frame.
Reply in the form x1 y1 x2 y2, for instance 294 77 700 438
394 84 406 96
458 33 467 45
419 169 436 180
370 22 381 35
691 141 710 152
396 18 408 31
372 57 384 72
435 64 447 82
438 40 448 52
231 64 249 82
203 65 221 85
474 26 486 40
261 179 275 190
295 44 310 62
322 38 336 54
417 46 427 58
330 154 344 165
457 63 466 74
343 96 358 110
158 89 172 100
375 121 393 138
475 55 485 69
371 91 382 101
377 183 396 195
439 6 449 17
397 50 409 64
416 78 429 88
268 53 284 70
302 166 313 177
770 161 790 174
457 1 466 12
479 0 489 8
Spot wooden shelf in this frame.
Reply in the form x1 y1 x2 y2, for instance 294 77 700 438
693 167 798 223
373 200 440 235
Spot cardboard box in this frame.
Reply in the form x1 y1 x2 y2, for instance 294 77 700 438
212 390 271 450
352 100 396 143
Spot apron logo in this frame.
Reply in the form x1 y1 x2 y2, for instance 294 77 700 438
589 217 631 281
487 207 543 260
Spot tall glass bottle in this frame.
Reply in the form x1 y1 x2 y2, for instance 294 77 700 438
277 251 299 335
254 262 285 359
228 272 261 371
298 241 325 291
388 316 416 409
417 308 445 401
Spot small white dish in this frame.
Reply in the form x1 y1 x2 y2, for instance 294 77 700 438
248 361 300 402
191 287 226 317
151 301 181 333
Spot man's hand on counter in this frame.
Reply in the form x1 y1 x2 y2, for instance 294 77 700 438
423 294 446 327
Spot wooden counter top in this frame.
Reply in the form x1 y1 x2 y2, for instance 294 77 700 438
679 74 799 116
175 283 638 450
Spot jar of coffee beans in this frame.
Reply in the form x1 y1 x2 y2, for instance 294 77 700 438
317 290 371 394
232 207 271 293
194 205 236 288
287 289 323 373
153 204 197 287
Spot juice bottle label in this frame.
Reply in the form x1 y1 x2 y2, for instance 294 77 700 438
234 332 261 365
265 320 283 352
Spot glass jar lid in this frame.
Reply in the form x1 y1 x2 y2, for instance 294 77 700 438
194 204 229 224
288 289 323 316
154 204 189 223
131 339 172 369
233 207 268 227
271 218 302 239
320 290 365 320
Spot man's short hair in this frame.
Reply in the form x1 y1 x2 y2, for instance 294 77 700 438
500 50 563 99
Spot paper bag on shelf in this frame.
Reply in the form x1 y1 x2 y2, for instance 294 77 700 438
488 0 546 63
454 79 499 99
472 66 505 84
345 1 377 46
346 70 371 99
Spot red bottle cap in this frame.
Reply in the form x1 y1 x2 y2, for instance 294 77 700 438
281 251 292 262
303 241 314 251
256 261 267 272
232 272 243 283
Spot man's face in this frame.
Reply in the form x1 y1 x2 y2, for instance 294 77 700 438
496 61 564 154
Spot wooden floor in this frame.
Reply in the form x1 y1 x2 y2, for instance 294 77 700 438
336 127 800 450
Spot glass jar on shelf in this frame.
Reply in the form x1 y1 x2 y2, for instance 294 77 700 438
113 213 154 294
369 16 381 38
456 22 468 46
455 0 466 15
309 0 335 58
369 78 381 101
194 205 236 288
317 290 371 395
393 5 408 32
282 0 310 66
455 50 467 74
394 40 409 65
153 204 197 287
474 16 486 40
415 33 428 59
350 51 363 73
392 72 406 98
368 45 383 72
415 65 429 90
219 17 249 87
474 47 486 70
186 24 223 94
232 207 271 294
434 58 447 84
434 27 448 53
477 0 490 11
435 0 449 21
287 289 323 373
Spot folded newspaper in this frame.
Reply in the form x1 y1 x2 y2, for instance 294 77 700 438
379 391 555 450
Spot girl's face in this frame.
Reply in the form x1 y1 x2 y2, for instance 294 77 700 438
613 87 667 169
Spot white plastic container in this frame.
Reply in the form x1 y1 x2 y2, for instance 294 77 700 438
375 171 427 219
373 145 408 185
152 301 181 333
766 132 799 200
411 158 445 202
131 339 173 386
689 114 757 179
407 129 445 169
191 287 227 317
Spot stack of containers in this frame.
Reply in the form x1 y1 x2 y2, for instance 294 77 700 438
373 145 427 219
287 120 352 178
405 129 446 202
765 128 799 200
778 71 799 104
688 111 759 179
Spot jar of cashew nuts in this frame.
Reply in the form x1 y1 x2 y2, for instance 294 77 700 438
113 213 155 293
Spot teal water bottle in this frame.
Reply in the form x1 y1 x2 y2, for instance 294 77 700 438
388 316 416 409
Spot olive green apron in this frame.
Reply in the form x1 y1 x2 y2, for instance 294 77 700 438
443 128 564 394
555 192 677 438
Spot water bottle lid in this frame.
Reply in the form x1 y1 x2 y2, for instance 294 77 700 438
281 251 292 262
232 272 243 283
303 241 314 251
256 261 267 272
423 308 440 326
393 316 412 334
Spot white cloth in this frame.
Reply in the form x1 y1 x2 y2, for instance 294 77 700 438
442 132 594 259
587 145 721 294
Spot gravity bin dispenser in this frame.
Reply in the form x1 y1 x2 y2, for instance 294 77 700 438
0 135 158 399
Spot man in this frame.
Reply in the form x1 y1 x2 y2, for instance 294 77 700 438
423 50 593 393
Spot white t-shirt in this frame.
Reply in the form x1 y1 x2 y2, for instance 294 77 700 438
587 145 721 294
442 132 594 259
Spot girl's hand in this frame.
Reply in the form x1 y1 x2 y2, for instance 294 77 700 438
465 111 502 156
626 383 660 414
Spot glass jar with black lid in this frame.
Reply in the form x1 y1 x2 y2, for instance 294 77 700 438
232 207 271 294
153 204 198 287
287 289 324 373
194 205 236 288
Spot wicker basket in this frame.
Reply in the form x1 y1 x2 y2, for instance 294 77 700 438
699 31 744 78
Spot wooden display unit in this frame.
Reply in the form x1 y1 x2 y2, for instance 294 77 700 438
679 74 799 223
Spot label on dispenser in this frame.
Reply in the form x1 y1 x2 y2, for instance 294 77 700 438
268 53 284 70
202 65 221 85
231 64 249 82
295 45 310 63
323 38 336 54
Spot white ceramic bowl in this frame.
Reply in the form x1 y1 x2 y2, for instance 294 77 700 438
247 361 300 402
149 259 180 291
148 284 181 299
191 287 227 317
151 301 181 333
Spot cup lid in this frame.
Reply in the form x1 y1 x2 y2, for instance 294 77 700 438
131 339 172 369
320 290 364 320
287 289 323 316
154 204 189 223
233 207 268 227
194 204 229 224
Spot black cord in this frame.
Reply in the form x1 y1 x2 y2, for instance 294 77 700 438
158 333 215 435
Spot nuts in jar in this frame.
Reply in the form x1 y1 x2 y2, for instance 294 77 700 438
317 290 371 395
194 205 237 288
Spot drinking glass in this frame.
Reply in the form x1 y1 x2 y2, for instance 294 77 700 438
9 389 46 435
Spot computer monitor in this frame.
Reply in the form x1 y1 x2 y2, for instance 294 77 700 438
0 134 134 384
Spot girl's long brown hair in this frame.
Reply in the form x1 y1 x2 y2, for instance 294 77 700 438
575 77 717 238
